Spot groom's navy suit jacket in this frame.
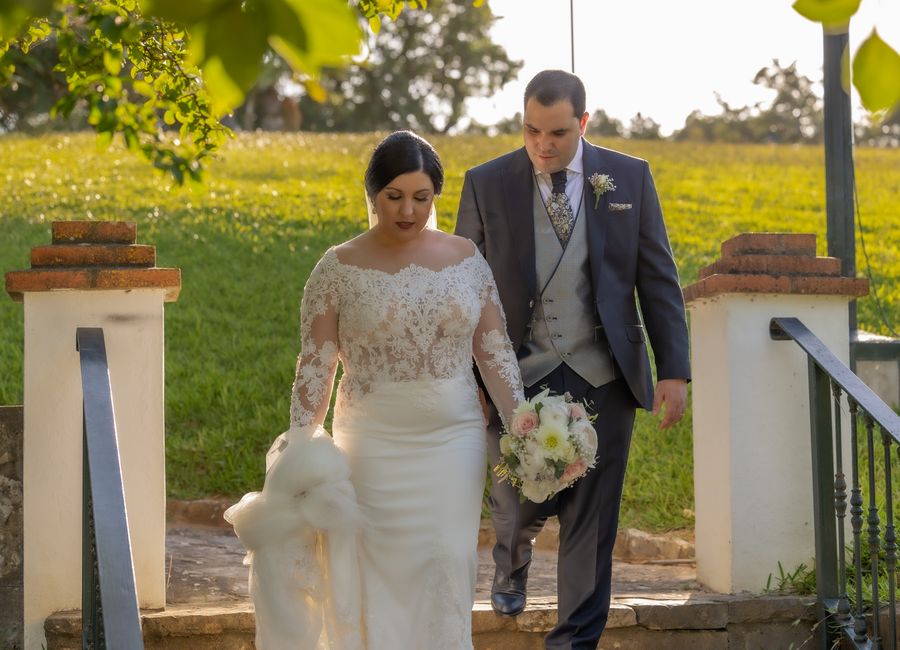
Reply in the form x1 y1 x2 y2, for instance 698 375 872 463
455 139 690 410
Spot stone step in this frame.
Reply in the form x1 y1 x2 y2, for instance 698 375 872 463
45 594 818 649
43 523 811 649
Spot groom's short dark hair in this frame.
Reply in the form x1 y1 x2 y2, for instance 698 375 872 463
524 70 586 117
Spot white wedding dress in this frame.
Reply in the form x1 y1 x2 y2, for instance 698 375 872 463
226 240 524 649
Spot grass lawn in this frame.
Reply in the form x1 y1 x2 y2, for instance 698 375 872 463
1 132 899 532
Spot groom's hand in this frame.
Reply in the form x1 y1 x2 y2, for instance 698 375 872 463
652 379 688 429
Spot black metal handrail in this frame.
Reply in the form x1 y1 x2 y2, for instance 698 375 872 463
76 327 144 649
771 317 900 650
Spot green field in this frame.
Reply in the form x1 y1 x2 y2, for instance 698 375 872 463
1 132 899 532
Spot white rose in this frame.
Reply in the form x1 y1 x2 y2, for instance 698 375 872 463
522 481 552 504
572 419 598 457
559 438 578 463
539 402 570 430
521 439 547 475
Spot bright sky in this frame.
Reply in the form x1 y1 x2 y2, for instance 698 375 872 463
466 0 900 135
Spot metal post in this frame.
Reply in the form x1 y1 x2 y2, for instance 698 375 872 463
822 28 857 335
76 328 144 649
808 360 839 648
569 0 575 73
82 426 100 647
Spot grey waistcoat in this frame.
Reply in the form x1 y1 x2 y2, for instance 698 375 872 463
519 183 616 388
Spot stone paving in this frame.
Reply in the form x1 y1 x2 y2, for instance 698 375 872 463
164 523 702 607
47 522 822 649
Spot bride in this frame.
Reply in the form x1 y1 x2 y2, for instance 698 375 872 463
226 130 525 649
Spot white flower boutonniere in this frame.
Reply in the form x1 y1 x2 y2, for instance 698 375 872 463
588 173 616 209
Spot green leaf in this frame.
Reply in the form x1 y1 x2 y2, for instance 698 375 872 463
133 79 154 96
199 2 268 113
19 18 51 52
792 0 860 29
304 78 326 103
853 30 900 113
840 41 851 95
200 56 246 115
142 0 224 26
264 0 359 73
103 49 122 75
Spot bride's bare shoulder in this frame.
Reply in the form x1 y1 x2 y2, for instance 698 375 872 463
332 231 373 263
429 230 478 261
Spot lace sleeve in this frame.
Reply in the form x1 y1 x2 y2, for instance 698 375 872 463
290 252 340 429
472 255 525 428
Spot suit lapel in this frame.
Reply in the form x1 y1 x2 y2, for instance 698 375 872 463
501 148 537 296
581 139 611 283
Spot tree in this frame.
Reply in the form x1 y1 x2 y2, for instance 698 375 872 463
856 106 900 147
586 109 624 138
1 2 231 183
0 35 73 132
672 61 823 144
492 112 522 135
626 112 661 140
0 0 485 181
750 59 822 143
299 0 521 134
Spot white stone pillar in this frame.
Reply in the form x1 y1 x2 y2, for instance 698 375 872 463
684 233 868 594
5 221 180 650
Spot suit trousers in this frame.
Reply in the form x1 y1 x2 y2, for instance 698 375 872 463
487 363 637 649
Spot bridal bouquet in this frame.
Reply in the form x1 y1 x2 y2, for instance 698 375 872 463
494 389 598 503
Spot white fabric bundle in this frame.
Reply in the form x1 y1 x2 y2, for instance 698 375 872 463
224 425 364 650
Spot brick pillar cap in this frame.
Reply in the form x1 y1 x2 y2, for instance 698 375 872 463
684 232 868 303
5 220 181 302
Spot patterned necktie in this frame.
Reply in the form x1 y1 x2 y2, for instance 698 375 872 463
547 169 575 247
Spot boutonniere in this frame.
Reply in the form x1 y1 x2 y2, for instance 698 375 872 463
588 173 616 209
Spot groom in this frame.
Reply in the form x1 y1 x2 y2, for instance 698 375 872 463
455 69 690 648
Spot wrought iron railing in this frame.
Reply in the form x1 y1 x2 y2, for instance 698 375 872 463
76 327 144 649
771 317 900 650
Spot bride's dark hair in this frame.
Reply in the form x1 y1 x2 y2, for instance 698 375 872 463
365 131 444 198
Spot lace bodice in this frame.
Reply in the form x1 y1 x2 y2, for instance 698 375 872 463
290 243 525 430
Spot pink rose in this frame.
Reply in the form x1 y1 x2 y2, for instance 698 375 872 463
511 411 539 437
562 459 588 483
569 403 587 420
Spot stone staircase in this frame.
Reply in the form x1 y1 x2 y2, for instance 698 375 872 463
46 593 816 649
42 506 819 649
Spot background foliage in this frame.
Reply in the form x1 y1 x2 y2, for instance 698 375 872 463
2 132 899 531
299 0 520 133
0 0 475 181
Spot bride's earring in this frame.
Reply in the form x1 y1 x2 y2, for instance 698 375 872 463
366 194 379 230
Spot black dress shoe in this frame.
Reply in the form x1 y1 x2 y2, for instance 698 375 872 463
491 589 526 617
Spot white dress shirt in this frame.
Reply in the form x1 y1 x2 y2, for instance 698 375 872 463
534 138 585 214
